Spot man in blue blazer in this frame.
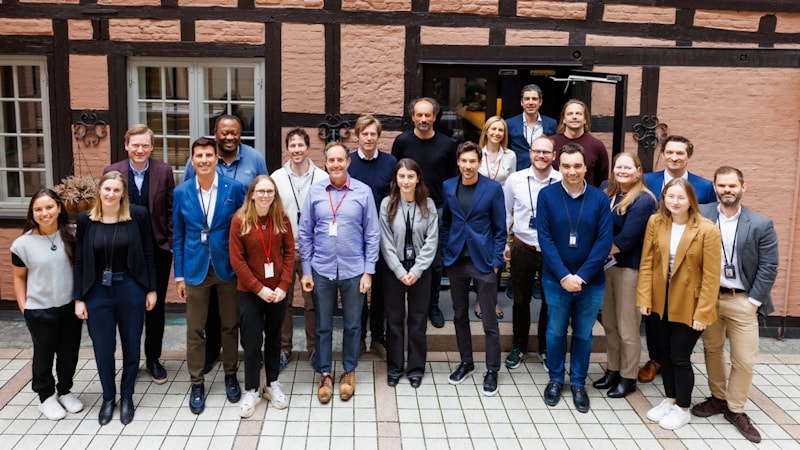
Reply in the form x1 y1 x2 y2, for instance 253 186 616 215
173 137 246 415
640 135 716 384
693 166 778 443
506 84 558 171
441 141 507 396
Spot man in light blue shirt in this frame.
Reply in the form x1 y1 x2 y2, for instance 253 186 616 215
298 142 380 405
183 115 267 184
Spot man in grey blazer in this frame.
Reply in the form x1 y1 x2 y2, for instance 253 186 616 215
693 166 779 443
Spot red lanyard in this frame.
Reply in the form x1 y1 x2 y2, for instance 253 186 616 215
257 216 273 263
485 152 502 180
327 179 350 224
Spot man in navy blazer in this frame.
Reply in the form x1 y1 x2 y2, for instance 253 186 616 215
104 124 174 385
640 135 716 384
440 141 507 396
693 166 778 443
173 137 246 415
506 84 557 171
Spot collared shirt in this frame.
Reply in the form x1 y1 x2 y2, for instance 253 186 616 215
717 205 760 306
523 114 544 148
298 175 381 280
183 143 268 186
479 147 516 186
503 167 562 246
663 170 689 187
195 173 218 228
357 148 378 161
562 179 587 199
129 159 149 191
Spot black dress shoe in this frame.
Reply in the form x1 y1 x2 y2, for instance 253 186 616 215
607 377 636 398
429 305 445 328
189 383 205 414
146 359 167 385
387 375 400 387
119 397 134 425
409 376 422 389
592 370 620 389
544 380 562 406
572 386 590 413
98 399 115 425
224 374 241 403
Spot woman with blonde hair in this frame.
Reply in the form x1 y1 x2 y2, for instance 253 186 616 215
637 178 720 430
74 171 157 425
594 152 656 398
229 175 295 417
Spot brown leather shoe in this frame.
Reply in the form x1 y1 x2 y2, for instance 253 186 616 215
724 409 761 443
318 373 333 404
638 360 661 383
691 396 727 417
339 371 355 401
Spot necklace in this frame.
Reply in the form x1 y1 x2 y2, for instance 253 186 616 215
45 232 58 251
258 216 269 230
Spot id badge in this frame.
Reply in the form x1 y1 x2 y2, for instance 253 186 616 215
404 245 416 261
724 264 736 279
328 220 338 237
569 232 578 248
264 262 275 279
201 228 209 244
528 215 536 229
101 269 113 286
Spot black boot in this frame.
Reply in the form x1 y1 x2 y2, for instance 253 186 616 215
607 377 637 398
592 370 620 389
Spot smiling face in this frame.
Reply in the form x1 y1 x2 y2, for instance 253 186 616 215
562 103 586 133
662 141 691 176
613 154 640 190
99 179 125 210
487 121 505 145
457 149 480 184
664 184 690 218
358 123 380 155
529 138 555 172
31 194 60 233
125 133 153 169
396 166 419 197
191 145 218 177
559 151 587 191
215 118 242 156
714 172 745 208
325 145 350 185
521 90 542 117
251 178 276 213
286 134 309 165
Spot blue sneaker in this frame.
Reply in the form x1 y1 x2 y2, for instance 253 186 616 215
224 374 241 403
189 383 205 414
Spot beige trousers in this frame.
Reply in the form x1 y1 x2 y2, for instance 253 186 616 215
602 266 642 379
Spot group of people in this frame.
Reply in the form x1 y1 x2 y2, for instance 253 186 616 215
10 86 777 444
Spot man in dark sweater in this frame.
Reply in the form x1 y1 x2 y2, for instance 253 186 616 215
551 99 609 188
391 98 457 328
537 143 613 414
348 114 397 360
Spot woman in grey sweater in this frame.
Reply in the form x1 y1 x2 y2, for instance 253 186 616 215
380 158 438 388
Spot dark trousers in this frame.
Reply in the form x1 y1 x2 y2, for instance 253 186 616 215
448 258 501 371
653 313 702 408
24 303 82 402
509 242 546 353
145 247 172 362
361 256 386 344
645 313 662 363
85 273 146 401
384 268 431 378
429 207 444 310
238 291 285 391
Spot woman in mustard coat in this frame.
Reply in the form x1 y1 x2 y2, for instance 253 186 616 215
637 178 720 431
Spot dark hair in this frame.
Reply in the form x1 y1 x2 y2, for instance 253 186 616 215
662 135 694 157
386 158 431 223
520 84 543 99
213 114 243 133
323 141 351 160
558 142 585 164
285 128 309 148
407 97 441 117
714 165 744 184
192 137 217 156
24 189 75 265
456 141 482 162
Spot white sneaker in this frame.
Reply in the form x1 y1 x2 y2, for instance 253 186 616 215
39 394 67 420
646 399 674 422
57 393 84 413
264 381 288 410
239 390 261 418
659 404 692 430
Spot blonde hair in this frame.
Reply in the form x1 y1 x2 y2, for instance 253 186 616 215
236 175 289 236
89 171 132 222
605 152 655 215
478 116 509 150
658 178 701 223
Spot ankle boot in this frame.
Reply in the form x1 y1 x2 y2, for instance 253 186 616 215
592 370 620 389
607 377 637 398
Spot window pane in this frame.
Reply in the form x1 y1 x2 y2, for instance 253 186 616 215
204 102 228 136
0 66 13 98
432 76 487 143
16 66 41 99
1 101 17 133
166 137 190 172
5 171 21 198
23 171 44 198
238 104 255 138
138 67 163 100
21 136 44 168
4 137 19 167
18 101 43 134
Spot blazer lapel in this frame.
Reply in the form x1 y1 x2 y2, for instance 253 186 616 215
657 219 672 281
672 219 700 275
734 208 751 273
465 177 487 218
210 181 230 228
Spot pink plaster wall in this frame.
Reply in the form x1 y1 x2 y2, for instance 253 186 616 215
281 23 326 114
69 55 109 110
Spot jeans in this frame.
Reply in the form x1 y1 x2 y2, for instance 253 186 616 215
361 256 387 344
543 278 604 387
311 270 364 374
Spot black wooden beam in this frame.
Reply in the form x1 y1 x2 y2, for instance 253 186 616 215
264 21 282 172
324 22 341 116
51 20 73 182
108 55 128 163
639 66 660 172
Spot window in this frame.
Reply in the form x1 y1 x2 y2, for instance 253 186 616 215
0 56 51 210
128 58 264 177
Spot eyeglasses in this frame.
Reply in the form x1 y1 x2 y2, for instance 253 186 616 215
530 149 553 156
254 189 275 197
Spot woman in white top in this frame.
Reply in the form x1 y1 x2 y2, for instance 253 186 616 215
11 189 83 421
476 115 515 319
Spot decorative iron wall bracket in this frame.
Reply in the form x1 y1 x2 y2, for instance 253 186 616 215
73 110 108 147
632 115 667 150
318 114 351 143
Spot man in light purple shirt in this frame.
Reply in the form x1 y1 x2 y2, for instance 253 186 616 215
298 142 380 405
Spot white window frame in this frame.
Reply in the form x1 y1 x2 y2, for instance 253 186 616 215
127 57 265 177
0 56 52 214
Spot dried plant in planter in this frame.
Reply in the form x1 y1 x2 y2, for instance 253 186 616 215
53 175 98 215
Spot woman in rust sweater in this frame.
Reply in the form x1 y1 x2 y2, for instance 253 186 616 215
229 175 295 418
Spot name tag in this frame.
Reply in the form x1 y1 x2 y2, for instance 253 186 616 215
569 232 578 248
264 262 275 279
328 220 338 237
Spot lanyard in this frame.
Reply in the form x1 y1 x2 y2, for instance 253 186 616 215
527 176 555 218
257 216 273 263
327 179 350 224
287 169 316 213
198 187 212 227
717 216 739 266
523 117 537 147
559 186 587 234
101 222 119 271
403 201 416 229
485 151 503 180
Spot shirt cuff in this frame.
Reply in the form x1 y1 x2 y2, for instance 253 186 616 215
748 297 762 307
175 277 184 282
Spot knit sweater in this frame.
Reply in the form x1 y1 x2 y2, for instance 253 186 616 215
229 214 295 295
348 150 397 210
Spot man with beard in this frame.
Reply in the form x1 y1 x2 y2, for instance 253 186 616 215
551 99 609 188
506 84 558 171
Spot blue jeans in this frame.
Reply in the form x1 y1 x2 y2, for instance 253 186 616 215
543 279 604 387
311 270 364 374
